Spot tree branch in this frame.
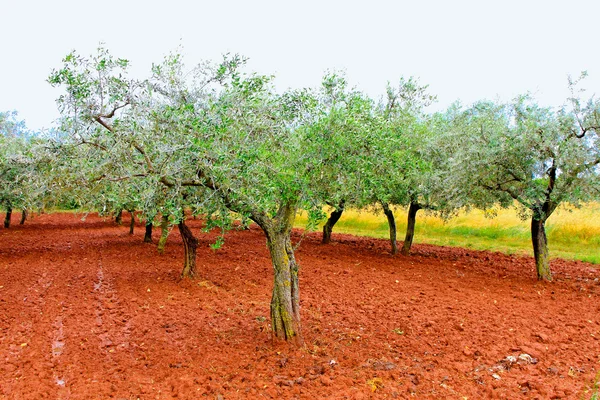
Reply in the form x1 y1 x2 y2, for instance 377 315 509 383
101 102 130 119
93 116 114 133
131 141 155 173
572 123 600 139
194 169 271 228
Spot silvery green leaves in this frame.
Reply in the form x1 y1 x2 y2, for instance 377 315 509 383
442 83 600 279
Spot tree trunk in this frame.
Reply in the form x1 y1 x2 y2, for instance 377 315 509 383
128 211 135 234
381 202 398 255
20 209 27 225
178 221 198 279
115 209 123 225
265 229 302 345
322 200 345 244
4 207 12 228
254 202 302 345
144 221 153 243
531 217 552 281
401 201 422 256
158 215 170 254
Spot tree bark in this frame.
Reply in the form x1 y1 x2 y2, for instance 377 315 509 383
158 215 170 254
128 210 135 234
115 209 123 225
144 221 153 243
4 207 12 228
20 209 27 225
531 217 552 281
381 202 398 255
401 201 422 256
253 202 303 345
178 221 198 279
322 200 345 244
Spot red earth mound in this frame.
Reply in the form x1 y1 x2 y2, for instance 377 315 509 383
0 212 599 399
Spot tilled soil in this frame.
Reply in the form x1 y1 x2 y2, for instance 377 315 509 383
0 212 599 399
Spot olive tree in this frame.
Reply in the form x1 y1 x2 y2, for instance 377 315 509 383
0 111 38 227
372 78 440 255
300 73 380 244
444 75 600 280
150 57 328 344
48 47 227 279
50 47 330 343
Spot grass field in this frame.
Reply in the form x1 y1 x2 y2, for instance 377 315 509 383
296 203 600 264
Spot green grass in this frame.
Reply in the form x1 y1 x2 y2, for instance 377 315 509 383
296 203 600 264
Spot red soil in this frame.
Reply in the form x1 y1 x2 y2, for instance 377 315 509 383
0 212 599 399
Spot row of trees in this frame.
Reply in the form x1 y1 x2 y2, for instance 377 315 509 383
2 48 599 344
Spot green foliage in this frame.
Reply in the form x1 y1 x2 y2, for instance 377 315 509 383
442 86 600 220
44 45 600 276
436 80 600 277
0 111 42 213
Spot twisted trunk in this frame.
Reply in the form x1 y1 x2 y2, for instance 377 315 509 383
144 221 153 243
115 209 123 225
381 202 397 255
322 200 345 244
253 202 302 345
531 217 552 281
401 201 422 256
20 209 27 225
4 207 12 228
178 221 198 279
157 215 170 254
128 210 135 235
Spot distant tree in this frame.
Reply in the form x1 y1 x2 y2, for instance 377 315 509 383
48 48 220 279
374 78 439 255
302 73 379 245
0 111 37 228
345 77 449 256
444 75 600 280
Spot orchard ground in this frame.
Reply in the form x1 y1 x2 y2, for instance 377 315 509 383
1 213 599 399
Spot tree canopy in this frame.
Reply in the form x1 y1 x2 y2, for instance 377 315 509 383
441 75 600 279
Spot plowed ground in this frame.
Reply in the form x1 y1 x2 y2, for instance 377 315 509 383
1 212 599 399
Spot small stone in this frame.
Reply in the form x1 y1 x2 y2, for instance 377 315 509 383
518 353 538 364
505 355 517 364
319 375 332 386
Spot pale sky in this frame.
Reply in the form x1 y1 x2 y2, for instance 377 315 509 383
1 0 599 131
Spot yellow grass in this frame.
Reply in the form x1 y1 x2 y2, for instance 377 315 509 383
295 203 600 264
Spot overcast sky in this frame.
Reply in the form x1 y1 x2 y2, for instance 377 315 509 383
2 0 599 131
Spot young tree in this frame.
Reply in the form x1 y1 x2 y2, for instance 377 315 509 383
444 76 600 280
